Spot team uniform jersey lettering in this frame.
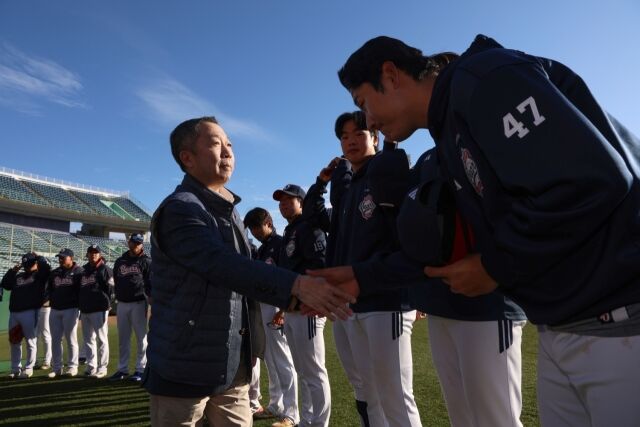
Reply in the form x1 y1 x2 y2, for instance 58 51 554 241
80 275 96 287
16 276 35 286
54 277 74 287
117 264 142 277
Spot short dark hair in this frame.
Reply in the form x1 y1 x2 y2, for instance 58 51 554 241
244 207 274 231
334 111 379 151
338 36 458 92
170 116 219 172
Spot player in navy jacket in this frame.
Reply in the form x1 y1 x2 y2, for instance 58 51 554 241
335 34 640 427
244 207 300 426
47 248 83 377
273 184 331 427
79 245 114 378
111 233 151 381
1 253 50 378
303 111 420 427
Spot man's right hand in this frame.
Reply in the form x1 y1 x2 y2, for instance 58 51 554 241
292 275 355 321
12 263 21 272
319 157 344 183
307 266 361 299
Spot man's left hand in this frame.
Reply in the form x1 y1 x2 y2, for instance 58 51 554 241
424 254 497 297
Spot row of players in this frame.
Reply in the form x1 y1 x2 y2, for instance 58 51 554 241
234 109 525 427
1 233 150 380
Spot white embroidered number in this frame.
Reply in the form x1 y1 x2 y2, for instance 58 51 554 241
503 113 529 139
502 96 545 139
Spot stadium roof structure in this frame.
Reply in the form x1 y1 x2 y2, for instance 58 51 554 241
0 166 152 233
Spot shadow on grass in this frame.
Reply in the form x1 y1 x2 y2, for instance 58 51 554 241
0 375 150 426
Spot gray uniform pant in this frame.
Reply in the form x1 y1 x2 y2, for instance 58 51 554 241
116 300 148 373
9 308 39 373
50 307 79 372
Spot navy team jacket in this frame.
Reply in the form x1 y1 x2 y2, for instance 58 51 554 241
304 158 408 312
113 251 151 302
351 150 524 321
429 34 640 325
1 257 51 312
79 260 113 313
48 263 83 310
257 232 283 265
278 215 326 275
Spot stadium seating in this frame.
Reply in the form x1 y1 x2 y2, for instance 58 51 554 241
113 197 152 222
0 169 151 275
22 181 94 215
69 191 123 218
1 172 152 222
0 223 137 272
0 175 48 207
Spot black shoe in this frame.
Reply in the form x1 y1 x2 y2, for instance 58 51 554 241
129 371 143 382
79 357 87 365
109 371 128 381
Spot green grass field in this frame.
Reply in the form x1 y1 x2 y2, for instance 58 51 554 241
0 318 540 426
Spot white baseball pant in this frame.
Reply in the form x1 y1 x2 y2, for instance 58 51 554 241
537 328 640 427
8 309 39 374
37 306 51 366
428 316 525 427
50 307 80 372
284 313 330 427
258 303 299 422
249 361 262 411
116 300 148 373
81 310 110 374
333 317 387 427
349 311 421 427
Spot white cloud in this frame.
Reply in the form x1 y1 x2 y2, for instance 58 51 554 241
136 77 274 142
0 42 85 112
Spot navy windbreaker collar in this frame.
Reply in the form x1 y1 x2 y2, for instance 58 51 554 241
180 174 241 215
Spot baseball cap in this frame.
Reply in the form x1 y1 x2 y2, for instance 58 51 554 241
86 244 101 254
129 233 144 244
396 149 455 266
21 253 38 267
367 141 411 208
273 184 306 201
57 248 74 259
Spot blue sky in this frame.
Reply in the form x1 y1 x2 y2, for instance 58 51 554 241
1 0 639 234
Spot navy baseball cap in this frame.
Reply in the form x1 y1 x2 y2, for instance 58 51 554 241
367 141 411 208
396 149 456 266
57 248 74 259
273 184 306 201
397 182 455 265
21 253 38 267
86 244 101 253
129 233 144 244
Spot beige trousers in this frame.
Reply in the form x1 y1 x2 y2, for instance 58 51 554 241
150 383 252 427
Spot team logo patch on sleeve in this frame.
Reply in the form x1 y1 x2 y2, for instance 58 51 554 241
358 194 376 220
285 239 296 257
460 148 484 197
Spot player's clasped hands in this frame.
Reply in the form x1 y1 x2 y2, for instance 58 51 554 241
424 254 498 297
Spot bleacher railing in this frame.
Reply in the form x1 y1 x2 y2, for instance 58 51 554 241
0 166 127 197
0 223 130 271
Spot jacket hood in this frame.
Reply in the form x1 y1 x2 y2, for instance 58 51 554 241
428 34 504 141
